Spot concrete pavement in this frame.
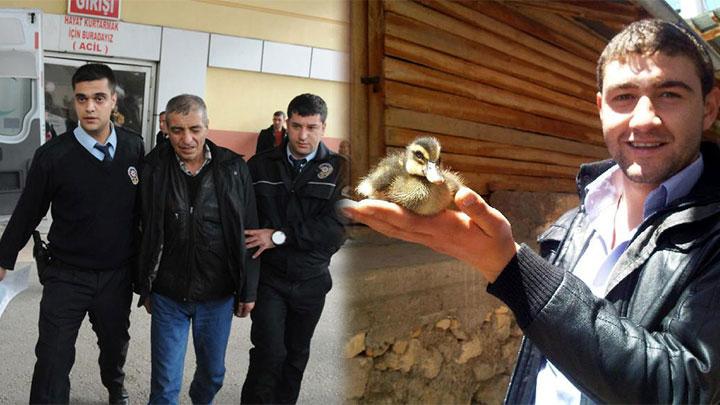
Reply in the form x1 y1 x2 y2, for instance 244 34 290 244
0 216 346 404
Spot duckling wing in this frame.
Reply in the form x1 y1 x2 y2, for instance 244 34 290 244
442 169 464 194
356 153 405 198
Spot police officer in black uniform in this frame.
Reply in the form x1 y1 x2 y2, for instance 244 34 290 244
241 94 347 404
0 64 143 404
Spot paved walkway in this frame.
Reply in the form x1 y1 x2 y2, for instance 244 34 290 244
0 216 346 404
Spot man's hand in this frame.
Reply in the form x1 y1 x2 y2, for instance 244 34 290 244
235 301 255 318
245 229 275 259
343 187 519 283
143 297 152 314
0 267 5 282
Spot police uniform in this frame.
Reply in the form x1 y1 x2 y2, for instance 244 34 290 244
0 126 144 403
242 140 346 404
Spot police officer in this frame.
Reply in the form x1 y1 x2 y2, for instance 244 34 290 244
0 64 143 404
241 94 347 404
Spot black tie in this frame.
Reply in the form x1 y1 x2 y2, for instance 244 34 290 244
290 156 307 173
94 143 112 164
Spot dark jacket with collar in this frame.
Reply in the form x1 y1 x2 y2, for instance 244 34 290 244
248 139 347 280
256 125 286 155
490 142 720 404
0 126 144 271
136 140 259 303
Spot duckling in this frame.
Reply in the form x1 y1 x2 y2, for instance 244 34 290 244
356 136 463 216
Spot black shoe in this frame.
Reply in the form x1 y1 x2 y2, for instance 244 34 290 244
108 387 129 405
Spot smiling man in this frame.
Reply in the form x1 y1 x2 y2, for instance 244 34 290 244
242 94 347 404
136 94 259 404
345 19 720 403
0 63 144 404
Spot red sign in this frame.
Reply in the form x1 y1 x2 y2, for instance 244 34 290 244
67 0 120 21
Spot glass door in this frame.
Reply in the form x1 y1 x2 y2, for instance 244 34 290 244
44 54 155 152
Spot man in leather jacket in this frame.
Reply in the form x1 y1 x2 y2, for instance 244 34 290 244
136 94 259 404
241 94 347 404
345 19 720 403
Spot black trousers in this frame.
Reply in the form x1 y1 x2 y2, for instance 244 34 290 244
29 263 132 404
241 271 331 404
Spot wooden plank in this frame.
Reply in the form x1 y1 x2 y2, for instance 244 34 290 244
385 107 609 159
350 0 369 185
384 146 576 180
462 171 577 194
508 0 639 26
385 80 604 145
442 152 577 179
509 5 608 53
385 12 597 100
384 57 601 129
385 127 590 168
463 0 600 61
367 0 385 166
385 36 597 116
415 0 597 74
383 0 595 87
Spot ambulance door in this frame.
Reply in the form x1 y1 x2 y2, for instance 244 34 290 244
0 9 44 215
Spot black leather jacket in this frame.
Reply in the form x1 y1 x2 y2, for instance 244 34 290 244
248 140 347 280
490 142 720 404
136 140 259 303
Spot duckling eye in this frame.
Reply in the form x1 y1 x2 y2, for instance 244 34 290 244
414 151 425 161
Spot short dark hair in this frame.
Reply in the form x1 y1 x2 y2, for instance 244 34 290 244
165 94 208 127
72 63 117 93
287 93 327 123
597 19 715 96
273 110 285 118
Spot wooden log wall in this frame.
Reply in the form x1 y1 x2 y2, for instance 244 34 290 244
376 0 648 194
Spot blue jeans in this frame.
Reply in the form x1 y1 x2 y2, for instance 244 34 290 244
149 293 234 405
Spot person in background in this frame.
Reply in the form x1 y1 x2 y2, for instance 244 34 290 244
155 111 167 146
255 110 286 154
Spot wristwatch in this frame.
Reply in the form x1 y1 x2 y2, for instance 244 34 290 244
271 230 286 246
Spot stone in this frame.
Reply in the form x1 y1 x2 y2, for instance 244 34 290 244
411 326 422 338
366 342 390 358
494 313 512 340
456 337 483 364
346 357 372 399
473 362 495 382
502 341 519 363
344 332 366 358
495 305 510 314
435 318 452 330
438 335 457 361
449 320 468 340
374 352 400 371
420 348 443 379
398 339 423 373
392 339 409 354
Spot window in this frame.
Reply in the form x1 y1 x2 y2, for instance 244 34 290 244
0 77 32 138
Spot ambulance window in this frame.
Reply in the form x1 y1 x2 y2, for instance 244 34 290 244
0 78 32 137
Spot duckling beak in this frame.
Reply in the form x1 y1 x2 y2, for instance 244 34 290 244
424 162 444 184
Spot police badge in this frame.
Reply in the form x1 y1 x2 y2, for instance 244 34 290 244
128 166 139 185
317 163 334 179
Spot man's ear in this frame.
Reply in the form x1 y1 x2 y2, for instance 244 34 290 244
596 91 603 113
702 87 720 131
